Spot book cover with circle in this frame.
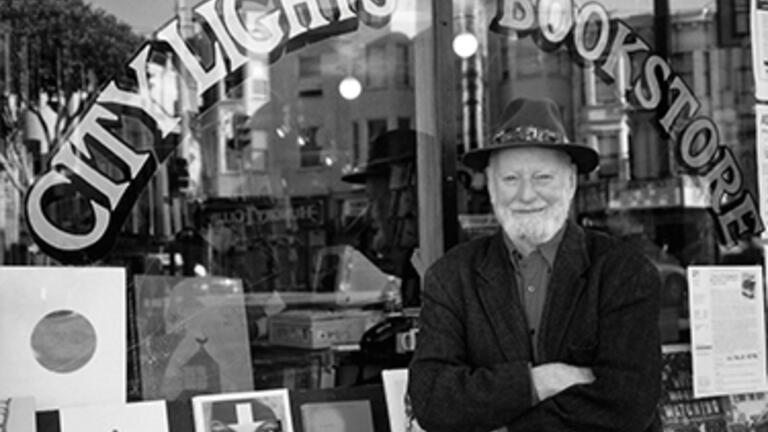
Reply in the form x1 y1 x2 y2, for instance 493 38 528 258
0 267 126 411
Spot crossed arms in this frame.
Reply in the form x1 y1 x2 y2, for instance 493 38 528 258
407 253 661 432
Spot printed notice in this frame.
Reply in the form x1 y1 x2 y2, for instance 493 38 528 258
757 104 768 236
688 266 768 398
753 0 768 100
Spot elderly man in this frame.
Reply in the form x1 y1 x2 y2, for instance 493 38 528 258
408 98 661 432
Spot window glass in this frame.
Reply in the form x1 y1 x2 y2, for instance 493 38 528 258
10 0 434 398
6 0 765 404
452 0 759 348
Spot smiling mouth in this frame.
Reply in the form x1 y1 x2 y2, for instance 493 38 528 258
511 208 546 214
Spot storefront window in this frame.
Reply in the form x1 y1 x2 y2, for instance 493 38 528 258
446 0 761 349
2 0 766 426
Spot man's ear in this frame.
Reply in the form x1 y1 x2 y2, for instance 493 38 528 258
567 163 578 198
485 165 497 202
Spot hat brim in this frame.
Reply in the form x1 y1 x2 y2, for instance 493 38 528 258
341 154 414 184
462 142 599 174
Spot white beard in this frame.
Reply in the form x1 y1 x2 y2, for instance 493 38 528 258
491 192 571 246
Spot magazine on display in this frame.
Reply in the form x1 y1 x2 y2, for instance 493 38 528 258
133 275 253 402
659 344 730 432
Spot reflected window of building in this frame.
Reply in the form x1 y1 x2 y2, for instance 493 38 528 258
596 134 620 179
299 55 322 79
366 44 387 88
500 42 510 81
671 52 694 91
702 50 712 98
352 121 361 166
367 118 388 143
225 113 252 172
299 126 322 167
394 42 411 87
225 66 244 100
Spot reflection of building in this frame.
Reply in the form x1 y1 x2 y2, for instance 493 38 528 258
480 9 753 268
571 9 754 267
196 9 415 200
468 8 755 338
191 8 418 289
577 10 753 185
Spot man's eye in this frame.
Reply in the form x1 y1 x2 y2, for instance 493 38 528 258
534 174 553 181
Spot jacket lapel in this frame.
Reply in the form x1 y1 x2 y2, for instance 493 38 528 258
475 232 532 362
538 221 590 360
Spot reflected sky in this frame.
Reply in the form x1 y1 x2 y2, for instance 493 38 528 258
86 0 715 35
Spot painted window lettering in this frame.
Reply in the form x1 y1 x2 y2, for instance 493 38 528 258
24 0 398 264
24 0 762 264
491 0 763 246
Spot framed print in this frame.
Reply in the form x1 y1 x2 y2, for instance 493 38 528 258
192 389 293 432
300 400 374 432
290 384 389 432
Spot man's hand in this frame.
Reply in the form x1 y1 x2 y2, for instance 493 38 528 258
531 362 595 401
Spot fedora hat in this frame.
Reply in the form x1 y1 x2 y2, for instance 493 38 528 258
462 97 599 174
342 129 416 184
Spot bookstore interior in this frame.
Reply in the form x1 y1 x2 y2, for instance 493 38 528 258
2 0 768 430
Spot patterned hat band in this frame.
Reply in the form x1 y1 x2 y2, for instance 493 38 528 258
491 125 568 146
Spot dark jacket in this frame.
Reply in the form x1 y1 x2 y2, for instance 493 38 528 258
408 221 662 432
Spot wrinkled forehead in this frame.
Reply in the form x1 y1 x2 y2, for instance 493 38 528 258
487 146 574 172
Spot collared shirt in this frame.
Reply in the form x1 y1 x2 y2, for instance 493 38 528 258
503 226 565 362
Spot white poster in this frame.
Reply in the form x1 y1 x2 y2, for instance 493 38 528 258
0 267 126 411
381 369 425 432
59 401 168 432
0 396 36 432
688 266 768 398
753 0 768 100
755 104 768 239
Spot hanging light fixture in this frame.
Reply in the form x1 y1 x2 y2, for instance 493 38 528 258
338 76 363 100
452 31 479 58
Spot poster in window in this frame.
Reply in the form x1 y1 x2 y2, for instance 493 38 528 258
687 266 768 398
133 275 253 402
752 0 768 100
0 267 125 411
381 368 425 432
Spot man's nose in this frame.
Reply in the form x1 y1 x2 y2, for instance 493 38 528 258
515 178 537 202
